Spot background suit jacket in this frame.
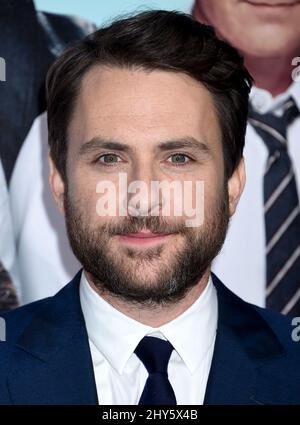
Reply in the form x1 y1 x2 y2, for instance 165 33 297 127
0 0 96 184
0 271 300 405
0 0 96 307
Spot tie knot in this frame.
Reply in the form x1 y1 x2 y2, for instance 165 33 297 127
134 336 174 375
248 97 299 153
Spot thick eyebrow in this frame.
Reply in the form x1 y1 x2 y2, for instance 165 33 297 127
78 137 131 156
156 137 211 155
78 136 211 157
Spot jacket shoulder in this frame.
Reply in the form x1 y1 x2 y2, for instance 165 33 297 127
0 297 51 403
0 297 51 346
254 304 300 355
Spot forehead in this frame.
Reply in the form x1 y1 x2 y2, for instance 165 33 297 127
68 65 220 149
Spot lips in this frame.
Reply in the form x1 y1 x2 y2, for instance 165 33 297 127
124 231 170 238
117 230 174 247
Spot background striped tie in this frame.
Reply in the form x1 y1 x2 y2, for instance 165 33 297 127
0 260 19 312
249 97 300 317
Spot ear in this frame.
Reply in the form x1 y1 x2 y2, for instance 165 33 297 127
228 158 246 217
48 155 65 215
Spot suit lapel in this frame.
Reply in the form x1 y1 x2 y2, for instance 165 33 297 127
204 274 286 405
8 271 98 404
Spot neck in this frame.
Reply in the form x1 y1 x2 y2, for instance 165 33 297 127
244 54 294 97
85 270 211 327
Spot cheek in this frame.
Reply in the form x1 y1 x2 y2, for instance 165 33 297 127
67 167 102 218
203 164 225 210
177 167 223 227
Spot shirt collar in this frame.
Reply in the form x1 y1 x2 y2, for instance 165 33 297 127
80 271 218 375
250 81 300 114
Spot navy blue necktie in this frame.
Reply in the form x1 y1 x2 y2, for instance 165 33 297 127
249 97 300 316
134 336 177 405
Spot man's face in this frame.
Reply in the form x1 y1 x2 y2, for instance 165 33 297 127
50 66 244 305
195 0 300 58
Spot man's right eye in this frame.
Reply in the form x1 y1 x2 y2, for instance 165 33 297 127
98 153 122 165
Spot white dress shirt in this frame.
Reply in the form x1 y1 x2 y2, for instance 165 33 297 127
9 112 80 304
0 158 21 298
213 81 300 306
79 271 218 405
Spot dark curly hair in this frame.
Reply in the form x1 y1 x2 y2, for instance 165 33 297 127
46 10 253 180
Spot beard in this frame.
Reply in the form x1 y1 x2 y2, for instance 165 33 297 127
64 184 230 307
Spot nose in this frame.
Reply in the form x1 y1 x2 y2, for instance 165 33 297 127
126 165 162 217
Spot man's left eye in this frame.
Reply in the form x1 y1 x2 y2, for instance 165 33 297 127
166 154 191 165
98 153 121 164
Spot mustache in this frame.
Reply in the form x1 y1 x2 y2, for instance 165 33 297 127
98 216 187 236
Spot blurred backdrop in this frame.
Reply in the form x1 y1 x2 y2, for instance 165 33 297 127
34 0 194 25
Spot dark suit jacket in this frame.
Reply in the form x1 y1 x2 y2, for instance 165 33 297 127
0 271 300 405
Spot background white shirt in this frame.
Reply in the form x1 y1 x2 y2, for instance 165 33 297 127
10 113 80 304
213 81 300 306
79 271 217 405
0 159 21 298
